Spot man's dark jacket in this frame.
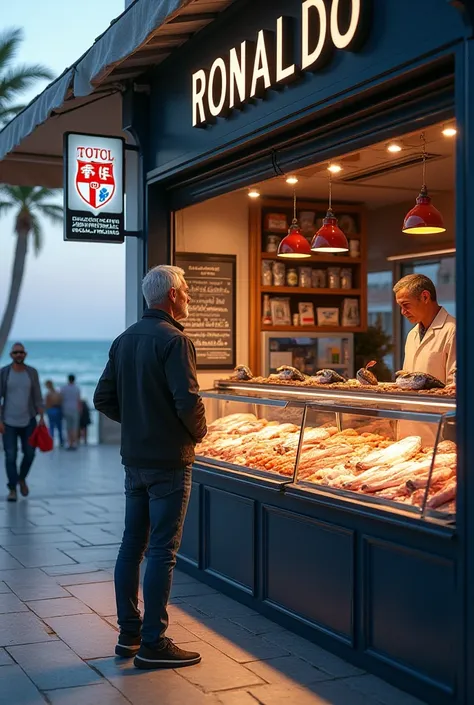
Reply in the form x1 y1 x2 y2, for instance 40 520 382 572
93 309 207 468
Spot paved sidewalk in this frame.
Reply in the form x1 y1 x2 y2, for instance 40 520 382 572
0 446 427 705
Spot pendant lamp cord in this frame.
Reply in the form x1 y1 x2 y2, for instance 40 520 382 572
328 172 333 211
293 186 297 223
421 132 426 187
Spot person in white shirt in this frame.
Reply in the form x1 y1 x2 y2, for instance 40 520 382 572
60 375 81 450
393 273 456 384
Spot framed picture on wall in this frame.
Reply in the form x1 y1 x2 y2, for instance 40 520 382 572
342 298 360 327
270 298 291 326
298 302 315 325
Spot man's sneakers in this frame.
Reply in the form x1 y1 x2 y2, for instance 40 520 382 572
7 489 17 502
134 639 201 669
115 633 141 658
19 480 29 497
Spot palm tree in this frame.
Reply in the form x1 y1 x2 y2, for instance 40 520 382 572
0 27 53 126
0 187 63 356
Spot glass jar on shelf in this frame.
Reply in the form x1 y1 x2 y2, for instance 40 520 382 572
340 268 352 290
262 294 272 325
328 267 341 289
266 234 280 253
261 260 273 286
298 266 312 288
287 268 298 286
272 261 286 287
312 269 327 289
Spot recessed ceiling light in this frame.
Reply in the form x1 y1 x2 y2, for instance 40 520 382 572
442 126 457 137
327 164 342 174
387 143 402 153
286 175 298 185
248 187 260 198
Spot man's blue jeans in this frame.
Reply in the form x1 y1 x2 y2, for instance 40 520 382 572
3 418 37 490
114 465 192 648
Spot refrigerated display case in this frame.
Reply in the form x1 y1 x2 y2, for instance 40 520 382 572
260 332 354 378
197 384 456 522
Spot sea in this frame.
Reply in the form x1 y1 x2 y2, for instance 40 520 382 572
0 340 112 445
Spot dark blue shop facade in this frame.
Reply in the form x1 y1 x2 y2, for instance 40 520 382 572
125 3 474 705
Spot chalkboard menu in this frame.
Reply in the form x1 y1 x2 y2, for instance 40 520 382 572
176 253 236 369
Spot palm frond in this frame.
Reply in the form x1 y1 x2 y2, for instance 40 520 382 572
0 28 22 72
0 64 53 98
0 102 24 122
0 200 13 216
30 216 43 255
30 187 60 203
39 204 63 225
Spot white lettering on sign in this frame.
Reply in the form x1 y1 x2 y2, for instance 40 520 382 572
191 0 368 127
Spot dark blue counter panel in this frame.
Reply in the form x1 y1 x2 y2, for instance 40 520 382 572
178 466 459 705
204 486 255 592
262 506 354 643
363 537 457 694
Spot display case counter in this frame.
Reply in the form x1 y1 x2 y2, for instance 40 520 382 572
178 383 458 705
198 385 457 524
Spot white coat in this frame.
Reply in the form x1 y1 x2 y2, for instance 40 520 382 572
403 307 456 384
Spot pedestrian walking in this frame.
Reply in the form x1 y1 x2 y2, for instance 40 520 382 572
94 265 207 670
0 342 44 501
79 399 91 444
60 374 81 450
44 380 63 446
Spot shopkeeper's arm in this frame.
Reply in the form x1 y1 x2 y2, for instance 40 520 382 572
446 330 456 385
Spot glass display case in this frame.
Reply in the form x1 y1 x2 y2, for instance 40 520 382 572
197 383 456 523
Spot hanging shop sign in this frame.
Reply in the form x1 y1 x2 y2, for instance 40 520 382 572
192 0 370 127
64 132 125 243
176 253 236 369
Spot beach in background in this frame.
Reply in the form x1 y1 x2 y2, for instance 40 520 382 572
0 340 111 445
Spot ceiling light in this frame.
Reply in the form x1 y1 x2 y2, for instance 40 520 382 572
277 187 312 259
311 174 348 253
402 132 446 236
327 164 342 174
248 187 260 199
387 143 402 153
442 126 457 137
285 175 298 185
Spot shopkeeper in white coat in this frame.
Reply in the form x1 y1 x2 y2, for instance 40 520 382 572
393 273 456 384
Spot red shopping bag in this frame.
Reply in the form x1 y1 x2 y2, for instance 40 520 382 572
28 424 54 452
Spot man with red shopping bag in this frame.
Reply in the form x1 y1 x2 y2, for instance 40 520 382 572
0 343 45 502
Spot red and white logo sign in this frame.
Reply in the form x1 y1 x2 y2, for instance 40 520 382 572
75 149 116 210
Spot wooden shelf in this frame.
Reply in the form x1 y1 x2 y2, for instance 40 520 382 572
261 325 364 333
261 252 361 264
263 229 362 239
249 196 368 374
261 286 361 296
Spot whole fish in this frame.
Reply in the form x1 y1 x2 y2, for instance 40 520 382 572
276 365 306 382
231 365 254 380
357 360 378 386
395 371 445 390
310 369 346 384
356 435 422 472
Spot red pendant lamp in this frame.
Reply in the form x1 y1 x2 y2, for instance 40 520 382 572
277 187 312 259
311 173 349 253
402 133 446 235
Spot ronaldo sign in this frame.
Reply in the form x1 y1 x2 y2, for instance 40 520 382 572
64 133 125 243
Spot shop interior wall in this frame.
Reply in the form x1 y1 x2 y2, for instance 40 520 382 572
175 191 249 388
367 192 455 272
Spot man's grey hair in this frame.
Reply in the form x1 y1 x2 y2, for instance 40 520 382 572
393 274 437 302
142 265 186 307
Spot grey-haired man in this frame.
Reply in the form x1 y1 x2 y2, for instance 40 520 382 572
94 265 207 670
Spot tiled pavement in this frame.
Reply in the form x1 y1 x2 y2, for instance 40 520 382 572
0 446 428 705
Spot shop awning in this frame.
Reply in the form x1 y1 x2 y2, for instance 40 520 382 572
0 0 236 187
